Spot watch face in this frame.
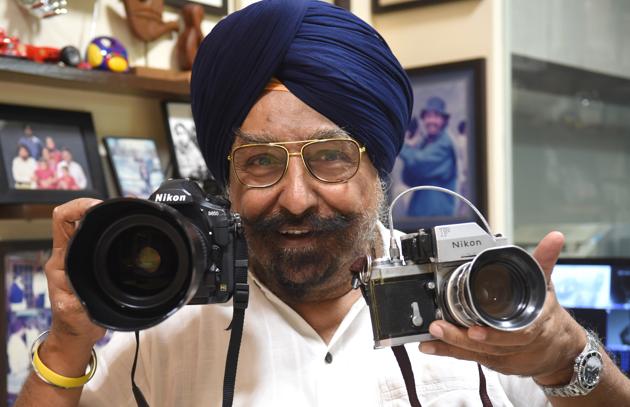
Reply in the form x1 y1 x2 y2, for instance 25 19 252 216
579 352 603 388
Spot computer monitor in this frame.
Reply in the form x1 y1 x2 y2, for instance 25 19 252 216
553 258 630 375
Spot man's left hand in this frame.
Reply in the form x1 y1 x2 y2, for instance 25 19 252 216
419 231 585 385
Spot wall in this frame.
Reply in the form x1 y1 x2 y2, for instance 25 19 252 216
373 0 510 233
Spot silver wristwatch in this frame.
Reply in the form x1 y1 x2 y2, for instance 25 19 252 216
541 329 604 398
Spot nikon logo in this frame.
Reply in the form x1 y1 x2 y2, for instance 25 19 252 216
155 193 187 202
452 239 483 249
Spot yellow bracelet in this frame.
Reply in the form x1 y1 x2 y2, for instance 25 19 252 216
30 330 98 389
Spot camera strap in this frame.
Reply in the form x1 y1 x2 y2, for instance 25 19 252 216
131 331 149 407
391 345 422 407
222 236 249 407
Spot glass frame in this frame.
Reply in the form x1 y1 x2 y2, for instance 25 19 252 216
228 138 366 188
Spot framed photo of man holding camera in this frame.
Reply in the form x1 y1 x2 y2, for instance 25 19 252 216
389 58 486 232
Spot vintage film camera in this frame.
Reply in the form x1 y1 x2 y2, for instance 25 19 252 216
355 187 547 348
66 179 247 331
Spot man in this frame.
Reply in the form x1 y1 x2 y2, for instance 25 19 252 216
16 1 630 406
399 96 457 217
11 143 37 189
18 125 43 161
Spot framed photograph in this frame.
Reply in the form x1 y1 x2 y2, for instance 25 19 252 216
372 0 465 13
0 104 107 205
0 241 114 407
162 101 210 182
0 241 50 407
103 137 165 199
390 58 486 232
165 0 227 16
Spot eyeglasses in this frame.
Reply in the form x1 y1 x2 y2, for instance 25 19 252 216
227 138 366 188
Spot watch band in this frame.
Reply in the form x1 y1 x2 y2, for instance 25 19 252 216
541 329 603 398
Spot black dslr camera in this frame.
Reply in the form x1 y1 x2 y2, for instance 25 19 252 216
66 179 248 331
356 222 547 348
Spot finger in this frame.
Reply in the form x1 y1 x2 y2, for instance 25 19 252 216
532 231 565 279
51 198 101 249
419 340 521 374
465 324 539 347
428 321 523 356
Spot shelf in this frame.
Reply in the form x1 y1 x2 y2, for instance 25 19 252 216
0 57 190 100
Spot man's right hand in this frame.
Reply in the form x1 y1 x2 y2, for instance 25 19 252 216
42 198 106 374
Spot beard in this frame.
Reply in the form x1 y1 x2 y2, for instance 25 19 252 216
243 185 384 304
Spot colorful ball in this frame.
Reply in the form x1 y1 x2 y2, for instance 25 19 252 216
86 36 129 73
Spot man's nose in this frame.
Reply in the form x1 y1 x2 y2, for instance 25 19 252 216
275 154 319 216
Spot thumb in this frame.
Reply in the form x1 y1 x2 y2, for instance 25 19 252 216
532 231 565 279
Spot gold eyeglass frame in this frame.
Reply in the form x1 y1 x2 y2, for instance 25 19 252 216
227 138 366 188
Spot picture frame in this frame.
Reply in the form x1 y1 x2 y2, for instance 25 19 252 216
0 240 115 406
390 58 486 232
165 0 227 16
372 0 465 13
103 136 165 199
0 240 51 406
0 104 107 205
162 101 210 182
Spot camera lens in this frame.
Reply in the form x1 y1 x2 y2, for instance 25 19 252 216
443 246 546 331
470 262 526 321
66 199 209 331
96 218 189 305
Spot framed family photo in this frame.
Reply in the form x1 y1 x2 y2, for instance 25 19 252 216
104 137 165 199
165 0 227 15
0 104 107 205
0 241 115 407
390 58 486 232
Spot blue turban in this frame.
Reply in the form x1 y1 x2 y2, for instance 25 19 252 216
191 0 412 190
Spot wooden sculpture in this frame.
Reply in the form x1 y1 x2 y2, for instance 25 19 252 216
176 3 204 71
122 0 179 42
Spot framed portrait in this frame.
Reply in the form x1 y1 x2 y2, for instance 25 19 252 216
372 0 465 13
0 104 107 205
390 58 486 232
0 241 114 407
103 137 165 199
162 101 210 182
165 0 227 15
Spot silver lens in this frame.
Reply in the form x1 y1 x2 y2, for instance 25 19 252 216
443 246 547 331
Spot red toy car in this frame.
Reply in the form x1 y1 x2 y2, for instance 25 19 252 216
1 28 79 65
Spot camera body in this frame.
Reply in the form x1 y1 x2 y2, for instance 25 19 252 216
66 179 248 331
148 179 245 305
360 222 546 349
